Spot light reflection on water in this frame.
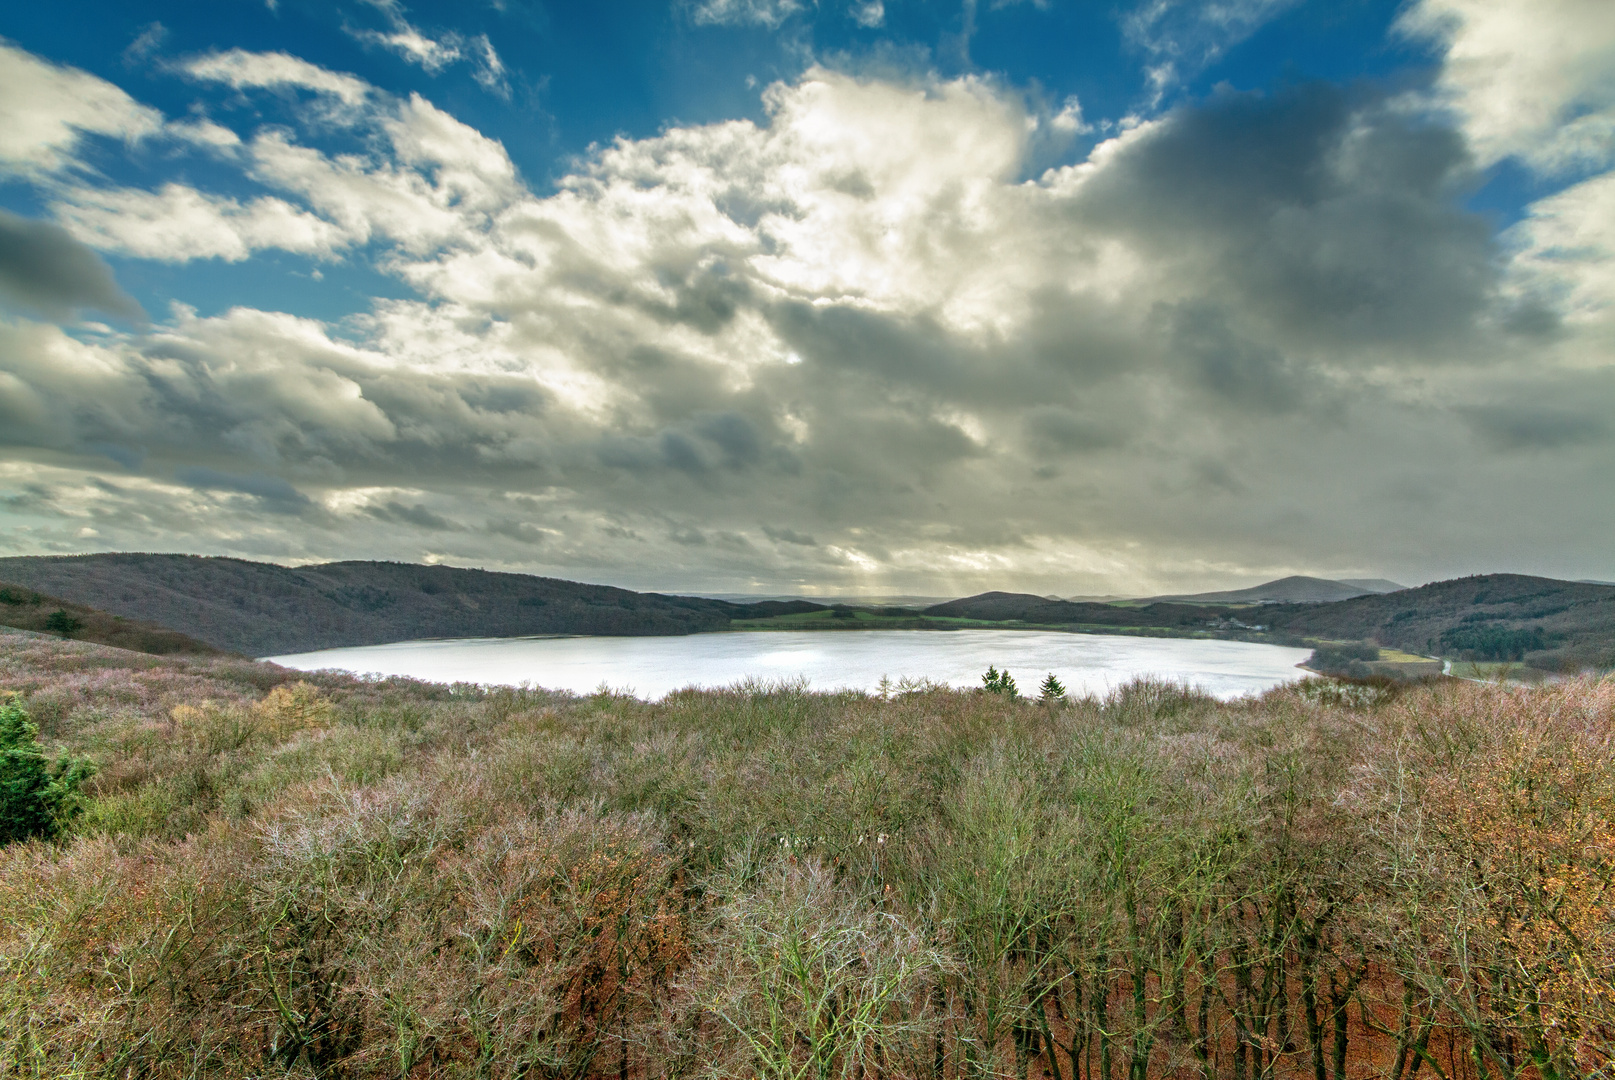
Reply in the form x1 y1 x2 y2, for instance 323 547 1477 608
267 629 1313 702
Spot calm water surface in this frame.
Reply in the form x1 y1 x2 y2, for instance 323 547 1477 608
267 630 1312 701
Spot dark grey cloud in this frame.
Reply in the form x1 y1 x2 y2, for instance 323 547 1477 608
1077 83 1495 351
487 519 548 544
366 501 463 531
1023 406 1128 455
763 525 817 546
0 210 143 321
1164 301 1317 414
88 442 145 470
1462 405 1610 451
175 467 312 513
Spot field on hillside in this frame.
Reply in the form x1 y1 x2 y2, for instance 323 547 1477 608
2 629 1612 1079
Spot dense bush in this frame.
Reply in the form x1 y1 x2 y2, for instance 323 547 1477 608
1 630 1612 1079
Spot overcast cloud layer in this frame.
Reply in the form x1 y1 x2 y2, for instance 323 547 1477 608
1 0 1613 596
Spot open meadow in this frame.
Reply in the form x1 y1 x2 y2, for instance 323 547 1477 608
2 627 1612 1079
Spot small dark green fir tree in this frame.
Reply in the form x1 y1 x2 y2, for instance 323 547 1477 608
1 697 95 844
981 665 1017 697
1039 673 1066 701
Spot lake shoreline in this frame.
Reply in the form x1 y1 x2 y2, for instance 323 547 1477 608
267 628 1315 702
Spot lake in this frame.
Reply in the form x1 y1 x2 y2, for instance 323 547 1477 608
267 630 1314 701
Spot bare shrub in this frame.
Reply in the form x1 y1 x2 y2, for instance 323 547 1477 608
694 853 950 1080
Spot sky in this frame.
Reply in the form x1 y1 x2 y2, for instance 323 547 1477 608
0 0 1612 598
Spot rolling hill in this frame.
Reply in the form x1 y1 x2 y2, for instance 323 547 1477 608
0 554 826 657
1261 574 1615 670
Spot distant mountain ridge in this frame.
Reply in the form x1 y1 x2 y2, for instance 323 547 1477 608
1145 575 1405 604
0 554 827 656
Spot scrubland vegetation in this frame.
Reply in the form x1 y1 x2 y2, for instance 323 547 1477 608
2 627 1612 1079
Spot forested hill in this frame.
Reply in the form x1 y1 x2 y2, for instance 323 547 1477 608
932 575 1615 671
1260 574 1615 670
922 591 1231 630
0 554 824 657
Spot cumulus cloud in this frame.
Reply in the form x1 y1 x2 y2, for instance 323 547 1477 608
4 31 1615 592
47 65 519 265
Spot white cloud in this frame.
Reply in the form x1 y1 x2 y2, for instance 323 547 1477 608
343 2 511 97
690 0 805 28
470 34 511 99
51 182 350 262
247 96 518 255
163 118 243 154
1121 0 1301 99
0 40 163 177
180 49 371 108
851 1 884 28
49 80 519 265
349 0 463 73
1399 0 1615 173
1504 171 1615 337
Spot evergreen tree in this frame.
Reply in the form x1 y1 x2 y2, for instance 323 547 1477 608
43 609 82 636
1038 673 1066 701
981 666 1017 697
0 698 94 844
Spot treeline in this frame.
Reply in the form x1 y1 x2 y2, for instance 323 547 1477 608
1 633 1612 1078
1439 623 1548 661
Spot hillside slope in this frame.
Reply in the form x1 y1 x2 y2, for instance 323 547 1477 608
0 580 224 656
0 554 824 656
1263 574 1615 670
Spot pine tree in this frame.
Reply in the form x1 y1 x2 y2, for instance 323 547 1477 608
1039 673 1066 701
981 666 1018 697
0 698 94 844
44 609 82 636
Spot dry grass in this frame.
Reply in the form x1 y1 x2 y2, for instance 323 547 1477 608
2 627 1612 1079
